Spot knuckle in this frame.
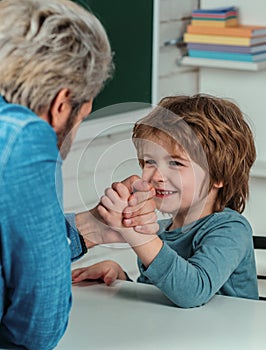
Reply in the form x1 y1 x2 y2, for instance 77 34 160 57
105 187 113 196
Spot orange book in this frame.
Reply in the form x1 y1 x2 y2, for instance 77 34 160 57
191 18 238 27
184 33 266 46
187 24 266 37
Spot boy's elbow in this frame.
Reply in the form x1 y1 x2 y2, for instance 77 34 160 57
175 298 207 308
169 290 212 308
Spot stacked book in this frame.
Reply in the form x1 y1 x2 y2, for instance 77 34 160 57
184 7 266 63
191 6 238 27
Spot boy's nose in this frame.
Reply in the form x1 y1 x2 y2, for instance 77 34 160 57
151 167 166 183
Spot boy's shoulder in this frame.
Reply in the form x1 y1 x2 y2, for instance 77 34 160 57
199 208 253 241
211 208 251 227
158 208 250 230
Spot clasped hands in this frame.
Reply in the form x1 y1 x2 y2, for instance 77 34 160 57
75 175 159 248
72 175 160 286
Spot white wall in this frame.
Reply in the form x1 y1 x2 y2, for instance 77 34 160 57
156 0 199 101
64 0 266 284
197 0 266 237
63 0 199 277
199 0 266 296
63 0 199 213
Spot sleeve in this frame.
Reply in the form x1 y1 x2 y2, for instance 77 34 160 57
137 219 252 308
0 121 72 350
65 213 87 261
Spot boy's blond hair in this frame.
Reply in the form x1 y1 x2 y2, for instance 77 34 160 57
133 94 256 213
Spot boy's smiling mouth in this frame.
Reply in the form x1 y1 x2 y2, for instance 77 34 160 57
155 189 178 197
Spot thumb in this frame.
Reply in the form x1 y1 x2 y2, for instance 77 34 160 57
121 175 140 193
132 178 152 192
103 268 118 286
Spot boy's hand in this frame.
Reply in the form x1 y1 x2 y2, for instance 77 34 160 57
119 176 159 234
72 260 127 286
98 181 158 248
75 175 159 248
98 182 130 230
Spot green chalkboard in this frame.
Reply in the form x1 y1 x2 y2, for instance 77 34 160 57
73 0 154 118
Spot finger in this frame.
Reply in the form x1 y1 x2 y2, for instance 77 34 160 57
104 188 119 203
133 222 160 235
97 203 111 223
97 204 123 228
123 198 156 218
128 188 156 207
112 182 131 199
132 179 153 192
71 268 86 279
100 195 114 210
103 268 118 286
123 211 158 228
72 267 102 282
121 175 141 193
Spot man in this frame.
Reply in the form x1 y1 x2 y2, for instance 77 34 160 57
0 1 157 349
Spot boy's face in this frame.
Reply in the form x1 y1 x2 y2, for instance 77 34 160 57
139 137 216 227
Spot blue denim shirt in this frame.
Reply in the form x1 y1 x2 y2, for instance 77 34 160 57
0 96 84 349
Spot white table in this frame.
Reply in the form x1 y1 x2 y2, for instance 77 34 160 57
55 280 266 350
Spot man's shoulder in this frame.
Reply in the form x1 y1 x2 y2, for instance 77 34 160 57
0 98 45 132
0 99 58 171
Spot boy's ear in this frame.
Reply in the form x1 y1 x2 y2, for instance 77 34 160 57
50 88 72 132
214 181 223 189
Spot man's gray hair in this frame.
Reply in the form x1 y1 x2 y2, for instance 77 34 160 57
0 0 113 114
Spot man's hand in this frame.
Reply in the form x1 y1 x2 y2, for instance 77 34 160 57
75 175 159 248
72 260 127 286
98 180 159 249
75 207 126 248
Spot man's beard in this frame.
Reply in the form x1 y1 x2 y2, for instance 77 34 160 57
57 111 79 160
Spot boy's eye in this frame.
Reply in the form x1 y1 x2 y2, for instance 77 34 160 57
144 159 156 165
169 160 183 167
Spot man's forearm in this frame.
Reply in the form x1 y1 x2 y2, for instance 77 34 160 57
75 208 101 248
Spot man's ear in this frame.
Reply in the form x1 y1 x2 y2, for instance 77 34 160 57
50 88 72 132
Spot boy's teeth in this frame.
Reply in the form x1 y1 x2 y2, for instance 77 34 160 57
157 190 174 195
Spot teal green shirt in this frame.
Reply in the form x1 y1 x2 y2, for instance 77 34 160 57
137 208 259 308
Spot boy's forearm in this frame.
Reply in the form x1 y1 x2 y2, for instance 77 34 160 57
119 228 163 267
133 236 163 267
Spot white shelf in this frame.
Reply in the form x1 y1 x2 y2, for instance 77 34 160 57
180 56 266 72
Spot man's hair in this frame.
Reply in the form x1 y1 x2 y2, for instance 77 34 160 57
0 0 113 115
133 94 256 213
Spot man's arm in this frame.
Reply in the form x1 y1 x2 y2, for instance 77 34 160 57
0 122 71 350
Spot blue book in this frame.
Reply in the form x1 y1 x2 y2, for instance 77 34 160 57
192 7 237 15
188 49 266 62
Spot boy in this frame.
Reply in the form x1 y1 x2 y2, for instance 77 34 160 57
72 94 259 308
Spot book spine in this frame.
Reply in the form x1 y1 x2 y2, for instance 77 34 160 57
191 19 238 28
187 25 252 37
188 49 253 61
184 33 250 46
192 11 238 19
187 43 253 53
